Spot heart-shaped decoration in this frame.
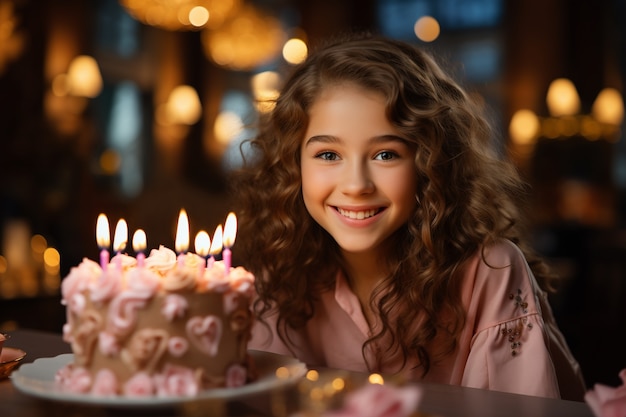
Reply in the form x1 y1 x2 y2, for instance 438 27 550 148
186 315 222 356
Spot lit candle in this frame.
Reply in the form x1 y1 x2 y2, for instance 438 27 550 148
113 219 128 272
133 229 147 268
175 209 189 267
96 213 110 270
222 212 237 277
194 230 210 275
208 224 223 269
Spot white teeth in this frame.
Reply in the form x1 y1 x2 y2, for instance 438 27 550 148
338 208 378 219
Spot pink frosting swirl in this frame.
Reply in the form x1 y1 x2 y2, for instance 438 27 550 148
107 291 151 336
225 363 247 388
162 268 197 292
110 253 138 270
126 267 161 296
202 261 231 292
61 258 101 309
144 245 177 275
123 372 155 397
91 369 118 396
223 291 242 315
186 315 222 356
98 331 120 356
161 294 189 321
154 364 199 397
89 269 123 305
56 365 92 394
229 266 255 296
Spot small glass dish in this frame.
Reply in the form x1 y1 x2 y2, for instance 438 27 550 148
0 347 27 380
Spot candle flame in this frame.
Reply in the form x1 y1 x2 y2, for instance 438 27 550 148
132 229 147 253
195 230 210 257
96 213 110 249
113 219 128 252
210 224 223 255
175 209 190 254
223 212 237 248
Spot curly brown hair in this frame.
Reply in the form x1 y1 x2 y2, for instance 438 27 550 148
231 33 552 376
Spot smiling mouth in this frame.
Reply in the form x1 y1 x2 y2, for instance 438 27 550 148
336 207 382 220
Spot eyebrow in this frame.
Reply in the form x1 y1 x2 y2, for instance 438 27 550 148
303 134 409 147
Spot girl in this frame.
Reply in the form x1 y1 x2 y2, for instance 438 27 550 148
232 34 585 401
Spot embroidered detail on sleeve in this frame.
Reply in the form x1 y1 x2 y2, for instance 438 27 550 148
500 318 534 357
508 288 528 314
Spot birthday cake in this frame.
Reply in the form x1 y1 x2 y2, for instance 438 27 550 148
57 212 256 397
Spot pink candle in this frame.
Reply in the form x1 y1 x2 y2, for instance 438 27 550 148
133 229 147 268
222 213 237 277
96 214 110 270
113 219 128 273
175 209 190 268
209 224 223 270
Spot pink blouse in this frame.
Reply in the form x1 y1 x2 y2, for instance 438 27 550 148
249 240 586 400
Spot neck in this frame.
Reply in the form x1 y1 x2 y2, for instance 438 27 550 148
340 248 390 325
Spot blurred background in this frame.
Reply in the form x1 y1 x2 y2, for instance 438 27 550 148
0 0 625 390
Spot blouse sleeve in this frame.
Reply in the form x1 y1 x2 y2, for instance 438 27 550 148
459 241 584 399
462 313 561 398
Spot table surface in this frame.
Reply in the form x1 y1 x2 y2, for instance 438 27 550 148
1 329 595 417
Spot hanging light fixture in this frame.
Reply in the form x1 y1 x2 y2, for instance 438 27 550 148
201 3 284 71
119 0 241 31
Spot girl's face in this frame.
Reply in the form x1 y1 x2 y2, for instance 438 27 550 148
300 84 417 258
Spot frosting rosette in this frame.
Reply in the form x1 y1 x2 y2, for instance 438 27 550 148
144 245 177 275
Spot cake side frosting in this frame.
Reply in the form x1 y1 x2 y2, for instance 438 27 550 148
57 246 256 397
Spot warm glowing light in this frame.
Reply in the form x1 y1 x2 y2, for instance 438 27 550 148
194 230 211 257
331 377 345 390
132 229 147 253
30 234 47 255
201 3 284 71
368 373 384 385
275 366 290 379
223 212 237 248
251 71 280 113
113 219 128 253
592 88 624 126
43 247 60 268
306 370 320 381
282 38 307 64
414 16 440 42
66 55 102 98
509 109 540 145
96 214 110 249
0 256 7 274
100 149 121 174
546 78 580 117
214 111 243 144
209 224 223 255
175 209 190 254
120 0 240 31
166 85 202 125
189 6 209 27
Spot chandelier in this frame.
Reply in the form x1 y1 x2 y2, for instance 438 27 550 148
119 0 241 31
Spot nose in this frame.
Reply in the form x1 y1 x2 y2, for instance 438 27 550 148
340 160 375 196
